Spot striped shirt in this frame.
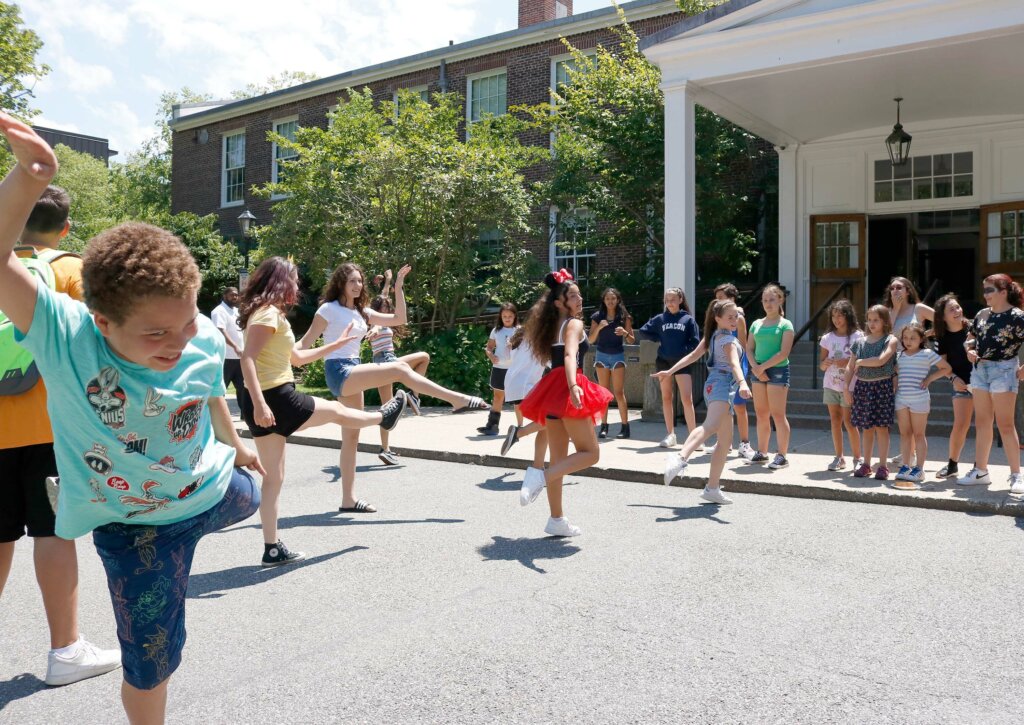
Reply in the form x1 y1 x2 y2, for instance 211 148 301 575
895 348 940 405
370 327 394 356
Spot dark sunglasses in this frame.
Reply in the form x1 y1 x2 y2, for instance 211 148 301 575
983 286 1000 294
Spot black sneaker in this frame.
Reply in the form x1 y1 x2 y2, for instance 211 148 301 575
501 425 519 456
598 422 609 439
615 423 631 439
379 390 408 431
378 449 400 466
749 451 770 464
262 541 306 568
405 391 422 416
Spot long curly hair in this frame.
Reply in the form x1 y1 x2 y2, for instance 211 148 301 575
932 293 962 342
524 272 578 365
882 276 920 308
321 262 369 324
825 299 859 336
238 256 297 329
595 287 630 325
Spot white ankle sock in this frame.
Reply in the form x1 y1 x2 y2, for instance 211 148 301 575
52 636 83 657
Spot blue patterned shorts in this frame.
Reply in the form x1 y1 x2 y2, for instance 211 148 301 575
92 468 260 689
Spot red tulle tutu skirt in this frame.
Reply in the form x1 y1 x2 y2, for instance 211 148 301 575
520 370 614 425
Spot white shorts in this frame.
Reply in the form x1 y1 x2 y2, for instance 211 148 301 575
894 394 930 414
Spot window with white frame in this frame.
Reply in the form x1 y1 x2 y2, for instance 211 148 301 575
221 130 246 207
468 71 507 124
271 118 298 191
986 206 1024 264
550 208 596 286
874 151 973 204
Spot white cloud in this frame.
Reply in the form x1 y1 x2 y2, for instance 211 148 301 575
60 56 116 93
21 0 129 45
85 101 153 156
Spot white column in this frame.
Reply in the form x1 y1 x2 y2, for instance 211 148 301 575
662 81 696 303
775 144 800 324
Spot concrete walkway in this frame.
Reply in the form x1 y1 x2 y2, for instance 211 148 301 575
231 404 1024 517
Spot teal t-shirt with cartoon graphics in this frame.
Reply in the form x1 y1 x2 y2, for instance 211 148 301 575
15 283 236 539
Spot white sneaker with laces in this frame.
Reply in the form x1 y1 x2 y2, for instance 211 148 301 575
659 433 677 448
45 637 121 686
827 457 846 472
737 442 754 460
956 467 991 486
519 466 546 506
663 454 688 485
700 486 733 505
1009 472 1024 495
544 516 581 537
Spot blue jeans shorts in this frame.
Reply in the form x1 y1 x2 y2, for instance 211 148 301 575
92 468 260 690
750 365 791 388
372 351 398 364
324 357 362 397
704 369 739 405
594 351 626 369
951 388 973 399
971 359 1020 394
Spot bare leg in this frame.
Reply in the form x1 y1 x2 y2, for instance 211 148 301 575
751 382 771 454
545 420 569 519
514 404 524 428
862 428 876 469
296 396 383 430
677 375 698 439
993 392 1021 473
897 408 914 464
973 390 994 470
491 388 505 413
533 429 548 469
876 427 890 466
34 536 80 648
398 351 430 377
707 410 734 490
766 384 791 455
611 365 629 425
947 396 974 462
252 434 287 545
911 411 929 469
735 404 750 443
596 366 612 424
678 402 730 460
828 404 844 458
543 417 600 484
0 541 13 598
122 678 168 725
842 406 861 460
659 375 675 436
338 391 364 510
339 361 472 408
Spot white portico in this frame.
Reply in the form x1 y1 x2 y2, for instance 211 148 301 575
644 0 1024 324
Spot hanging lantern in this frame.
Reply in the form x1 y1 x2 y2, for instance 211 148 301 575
885 97 912 167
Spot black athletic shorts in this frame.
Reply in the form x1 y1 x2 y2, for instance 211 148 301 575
0 443 58 541
240 383 316 438
656 356 697 378
489 367 508 391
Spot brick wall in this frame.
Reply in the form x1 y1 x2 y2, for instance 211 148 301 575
519 0 574 28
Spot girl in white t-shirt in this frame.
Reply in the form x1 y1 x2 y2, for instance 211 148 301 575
479 303 520 435
300 262 487 513
818 299 864 472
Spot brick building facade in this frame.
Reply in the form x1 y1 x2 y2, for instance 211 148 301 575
170 0 686 285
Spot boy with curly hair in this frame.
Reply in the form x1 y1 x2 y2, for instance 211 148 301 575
0 113 264 723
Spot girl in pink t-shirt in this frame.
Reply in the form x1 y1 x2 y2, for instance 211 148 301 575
818 299 864 472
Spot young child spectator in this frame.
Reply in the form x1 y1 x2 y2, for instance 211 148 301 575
0 184 120 687
0 115 265 722
589 287 634 439
479 303 520 435
932 293 974 479
845 304 898 480
746 284 794 469
639 288 701 448
818 299 864 472
892 322 951 487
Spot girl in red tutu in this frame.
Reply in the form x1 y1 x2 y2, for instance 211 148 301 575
518 270 613 537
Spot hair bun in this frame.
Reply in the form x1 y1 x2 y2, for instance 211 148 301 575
543 272 560 290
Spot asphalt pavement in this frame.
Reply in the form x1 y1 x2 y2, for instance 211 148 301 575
2 445 1024 723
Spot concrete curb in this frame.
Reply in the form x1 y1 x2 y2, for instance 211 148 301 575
236 427 1024 518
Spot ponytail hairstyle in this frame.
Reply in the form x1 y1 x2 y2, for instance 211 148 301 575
701 299 736 348
524 270 578 365
984 273 1024 308
664 286 692 315
598 287 630 325
825 298 859 336
321 262 370 324
494 302 519 332
238 256 298 329
932 293 960 341
865 303 893 336
762 283 787 317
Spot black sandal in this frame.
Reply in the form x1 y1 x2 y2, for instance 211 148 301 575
452 396 488 413
338 499 377 513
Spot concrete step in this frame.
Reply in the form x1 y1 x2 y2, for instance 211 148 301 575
785 413 959 438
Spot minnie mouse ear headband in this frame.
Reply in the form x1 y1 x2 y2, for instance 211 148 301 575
546 268 575 289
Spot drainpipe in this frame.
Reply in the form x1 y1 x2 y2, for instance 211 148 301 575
439 59 448 94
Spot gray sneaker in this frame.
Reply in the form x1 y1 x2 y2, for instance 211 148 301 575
827 457 846 471
768 454 789 470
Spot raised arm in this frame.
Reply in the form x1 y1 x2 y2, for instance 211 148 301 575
368 264 411 326
0 114 60 333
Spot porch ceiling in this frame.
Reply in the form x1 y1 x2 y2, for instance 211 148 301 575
695 26 1024 145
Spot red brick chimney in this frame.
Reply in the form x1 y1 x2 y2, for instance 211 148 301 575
519 0 573 28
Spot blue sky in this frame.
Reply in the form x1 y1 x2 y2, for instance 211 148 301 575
21 0 616 157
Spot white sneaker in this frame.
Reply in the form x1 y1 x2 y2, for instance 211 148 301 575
519 466 546 506
737 442 754 460
700 486 733 505
544 516 581 537
663 454 688 485
827 457 846 472
1009 472 1024 495
45 637 121 686
659 433 677 448
956 467 991 486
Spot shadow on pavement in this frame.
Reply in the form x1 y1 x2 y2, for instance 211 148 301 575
478 472 519 492
320 464 400 483
628 503 731 525
0 672 47 710
220 512 465 534
477 536 581 574
187 547 368 599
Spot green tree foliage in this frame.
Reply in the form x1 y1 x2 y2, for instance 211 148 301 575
51 144 115 250
230 71 320 100
676 0 728 15
523 6 772 291
258 88 546 330
0 2 48 119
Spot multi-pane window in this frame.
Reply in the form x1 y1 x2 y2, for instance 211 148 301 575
813 220 859 270
469 71 507 123
271 119 298 188
986 207 1024 264
550 209 596 286
874 151 973 203
221 130 245 207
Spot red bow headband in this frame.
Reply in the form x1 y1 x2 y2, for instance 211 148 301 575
552 268 574 284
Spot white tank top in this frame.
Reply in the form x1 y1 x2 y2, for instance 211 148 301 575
315 301 369 359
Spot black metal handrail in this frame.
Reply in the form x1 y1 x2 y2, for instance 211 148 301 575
794 281 853 390
921 277 941 306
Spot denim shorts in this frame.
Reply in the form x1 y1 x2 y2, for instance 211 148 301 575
92 468 260 690
594 351 626 369
704 369 739 405
971 359 1020 394
951 388 973 399
750 365 791 387
324 357 362 397
372 351 398 364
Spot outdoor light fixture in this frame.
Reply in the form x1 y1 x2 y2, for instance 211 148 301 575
237 209 257 288
237 209 256 237
885 97 912 167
